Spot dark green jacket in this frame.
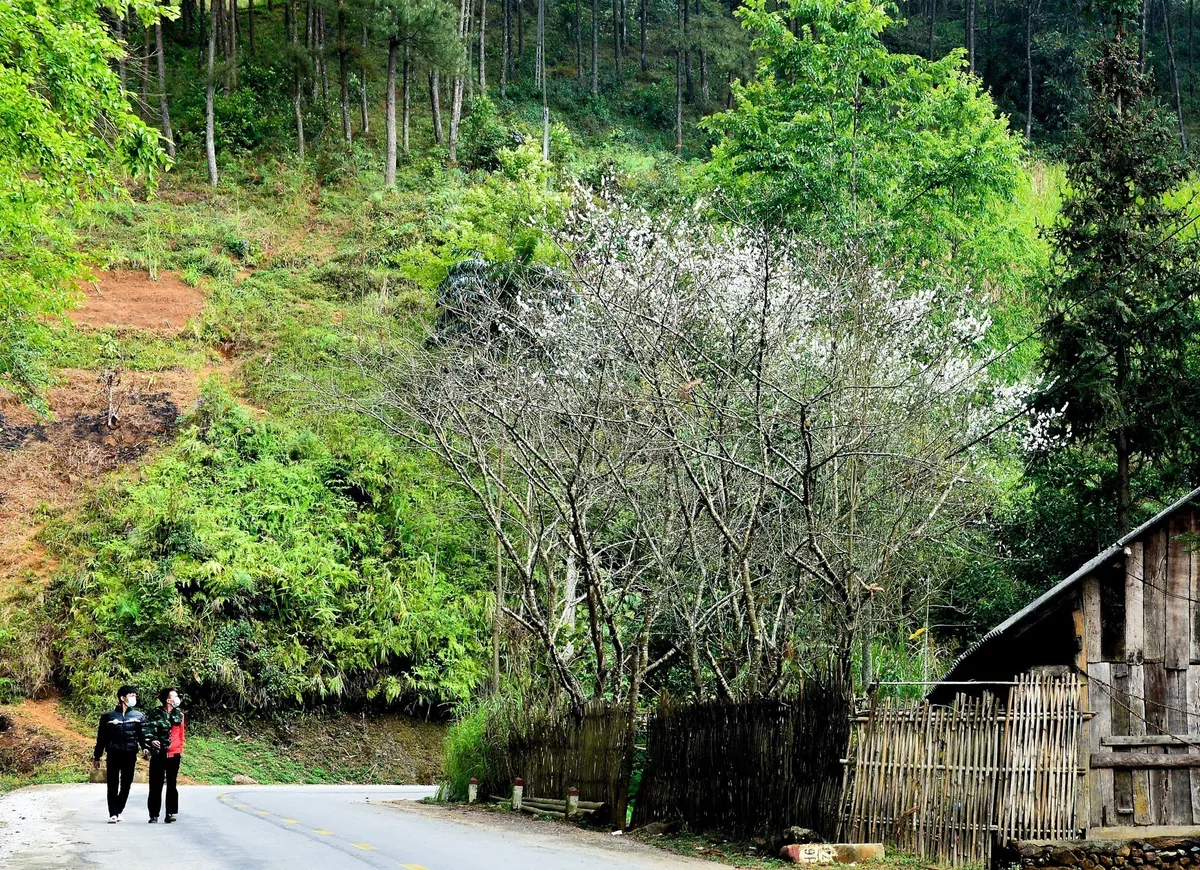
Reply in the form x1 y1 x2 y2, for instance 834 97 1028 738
144 706 184 756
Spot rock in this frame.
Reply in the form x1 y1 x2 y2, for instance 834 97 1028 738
632 820 683 837
780 844 884 865
232 774 260 785
771 826 826 855
1120 849 1132 858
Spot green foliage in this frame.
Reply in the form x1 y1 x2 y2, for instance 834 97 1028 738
43 384 490 715
460 96 511 172
0 0 167 410
440 700 501 801
1035 34 1200 533
704 0 1023 278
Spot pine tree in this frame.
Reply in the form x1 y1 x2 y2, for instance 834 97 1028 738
1037 32 1200 534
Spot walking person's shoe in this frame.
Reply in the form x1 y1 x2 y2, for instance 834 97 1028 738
148 817 158 823
108 816 118 824
164 815 177 824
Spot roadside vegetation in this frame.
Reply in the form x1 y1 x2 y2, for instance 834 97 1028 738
3 4 1200 865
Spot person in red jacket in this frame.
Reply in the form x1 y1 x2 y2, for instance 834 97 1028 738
145 687 186 824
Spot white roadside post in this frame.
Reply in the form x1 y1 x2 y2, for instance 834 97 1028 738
512 777 523 811
468 777 478 804
565 787 579 819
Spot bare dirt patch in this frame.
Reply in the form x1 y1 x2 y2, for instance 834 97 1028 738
70 270 206 332
0 696 91 778
0 368 213 584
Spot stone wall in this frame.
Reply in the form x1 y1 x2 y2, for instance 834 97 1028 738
999 838 1200 870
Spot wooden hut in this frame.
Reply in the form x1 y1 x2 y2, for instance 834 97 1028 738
931 485 1200 837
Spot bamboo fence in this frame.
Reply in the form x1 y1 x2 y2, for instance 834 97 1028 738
490 701 635 820
840 673 1083 867
631 673 851 838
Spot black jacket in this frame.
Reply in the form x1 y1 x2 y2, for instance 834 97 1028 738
94 706 148 760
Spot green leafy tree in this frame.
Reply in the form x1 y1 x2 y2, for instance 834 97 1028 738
375 0 458 184
1035 33 1200 535
0 0 167 410
703 0 1022 272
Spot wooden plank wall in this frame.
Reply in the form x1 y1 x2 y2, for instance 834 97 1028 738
841 674 1081 867
1087 507 1200 830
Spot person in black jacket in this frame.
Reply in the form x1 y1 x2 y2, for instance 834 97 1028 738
93 685 148 823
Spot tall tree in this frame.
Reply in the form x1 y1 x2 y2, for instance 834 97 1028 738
449 0 468 162
1036 33 1200 535
154 10 175 157
376 0 457 180
338 0 352 143
591 0 599 93
705 0 1021 269
206 4 219 185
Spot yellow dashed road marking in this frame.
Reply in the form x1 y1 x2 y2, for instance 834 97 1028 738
256 810 271 816
352 843 377 851
281 818 299 824
401 864 430 869
233 803 248 809
313 829 334 835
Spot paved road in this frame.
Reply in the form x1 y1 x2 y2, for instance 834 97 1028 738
0 784 703 869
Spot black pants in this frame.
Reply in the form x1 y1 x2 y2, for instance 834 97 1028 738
148 754 181 819
105 749 138 817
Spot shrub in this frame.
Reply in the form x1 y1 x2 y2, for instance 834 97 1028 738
39 384 490 715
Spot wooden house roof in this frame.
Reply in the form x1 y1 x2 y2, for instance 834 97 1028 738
931 485 1200 694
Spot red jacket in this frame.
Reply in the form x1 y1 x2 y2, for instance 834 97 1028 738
168 715 186 757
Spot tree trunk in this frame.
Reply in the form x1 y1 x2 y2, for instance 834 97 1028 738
116 14 127 91
591 0 599 94
517 0 523 58
502 0 510 95
155 16 175 158
535 0 544 88
1162 0 1188 148
1141 0 1149 71
967 0 976 73
360 23 369 134
479 0 487 90
227 0 237 91
449 74 464 161
402 45 411 155
449 0 467 163
385 40 397 184
294 74 305 160
927 0 936 59
248 0 255 53
575 0 583 82
1117 428 1132 536
639 0 647 73
338 0 351 143
1025 0 1034 139
674 47 682 153
683 0 690 98
612 0 622 83
319 8 328 101
1190 0 1195 92
430 70 444 144
699 45 708 105
143 23 152 109
206 24 218 187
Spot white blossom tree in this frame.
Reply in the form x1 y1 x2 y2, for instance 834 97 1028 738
327 195 1018 702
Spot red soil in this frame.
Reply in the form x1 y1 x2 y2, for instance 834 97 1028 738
70 270 206 332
